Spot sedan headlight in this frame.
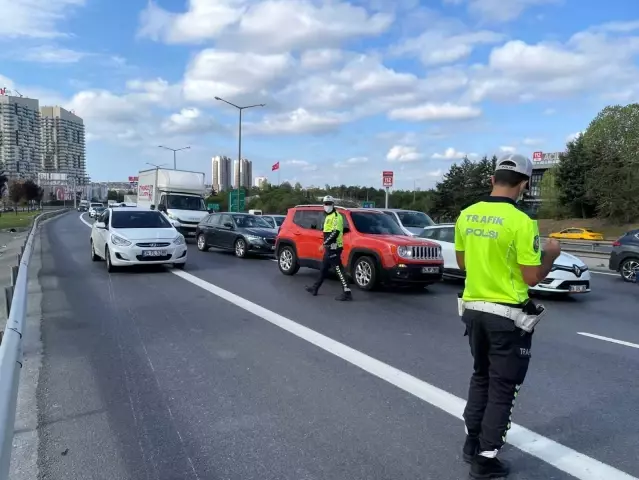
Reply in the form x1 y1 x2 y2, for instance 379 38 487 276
110 234 132 247
245 234 262 243
397 245 413 258
173 235 185 245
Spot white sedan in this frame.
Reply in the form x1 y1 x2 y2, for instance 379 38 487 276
90 207 187 272
420 224 591 294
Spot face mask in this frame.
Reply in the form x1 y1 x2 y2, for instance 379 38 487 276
324 205 333 213
517 181 529 202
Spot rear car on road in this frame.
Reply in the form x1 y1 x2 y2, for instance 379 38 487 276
373 208 435 236
195 212 277 258
609 229 639 282
90 207 187 272
276 205 443 290
420 224 592 294
549 228 604 241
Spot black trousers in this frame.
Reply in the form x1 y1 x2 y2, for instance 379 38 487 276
462 310 532 452
313 248 350 292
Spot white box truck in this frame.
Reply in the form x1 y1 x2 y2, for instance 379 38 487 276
137 168 209 238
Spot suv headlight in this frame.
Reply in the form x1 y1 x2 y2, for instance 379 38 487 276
397 246 413 258
111 234 131 246
245 234 261 243
173 235 185 245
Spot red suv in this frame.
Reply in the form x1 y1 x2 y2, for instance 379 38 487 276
275 205 444 290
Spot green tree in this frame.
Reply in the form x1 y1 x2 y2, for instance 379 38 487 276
9 180 25 213
537 167 561 219
556 134 597 218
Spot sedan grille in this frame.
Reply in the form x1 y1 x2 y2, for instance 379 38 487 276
135 254 173 261
136 242 171 247
411 245 441 260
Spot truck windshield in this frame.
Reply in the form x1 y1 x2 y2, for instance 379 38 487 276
166 195 206 211
397 211 434 228
350 212 406 235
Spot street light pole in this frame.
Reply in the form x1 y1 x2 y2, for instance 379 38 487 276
157 145 190 169
214 96 265 212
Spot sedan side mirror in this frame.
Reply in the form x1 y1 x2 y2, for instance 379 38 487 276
95 222 106 229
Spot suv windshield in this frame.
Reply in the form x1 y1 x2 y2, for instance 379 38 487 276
111 211 173 229
350 212 406 235
397 211 435 228
232 214 271 228
166 195 206 211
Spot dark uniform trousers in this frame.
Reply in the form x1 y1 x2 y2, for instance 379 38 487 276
462 309 532 452
313 247 349 291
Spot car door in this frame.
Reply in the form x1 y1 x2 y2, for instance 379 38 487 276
438 227 459 269
95 210 110 256
203 214 220 244
216 214 235 249
292 210 323 262
340 213 352 266
307 210 327 262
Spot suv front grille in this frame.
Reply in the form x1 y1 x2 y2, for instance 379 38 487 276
136 242 170 247
411 245 441 260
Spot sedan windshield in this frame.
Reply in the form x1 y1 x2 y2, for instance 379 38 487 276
350 212 406 235
232 215 271 228
397 211 435 228
111 211 173 229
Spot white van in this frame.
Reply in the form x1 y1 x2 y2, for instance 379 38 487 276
248 209 263 215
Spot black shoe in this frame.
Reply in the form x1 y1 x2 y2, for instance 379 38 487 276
470 455 510 479
335 291 353 301
462 436 479 463
305 286 318 296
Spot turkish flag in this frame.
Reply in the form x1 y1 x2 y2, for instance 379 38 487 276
272 161 280 171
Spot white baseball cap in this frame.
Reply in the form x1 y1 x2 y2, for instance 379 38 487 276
495 153 533 179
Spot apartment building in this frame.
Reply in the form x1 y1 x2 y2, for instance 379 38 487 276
0 95 43 180
40 106 87 183
212 155 232 192
233 158 252 189
254 176 268 188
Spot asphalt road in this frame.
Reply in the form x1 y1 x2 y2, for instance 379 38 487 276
18 212 639 480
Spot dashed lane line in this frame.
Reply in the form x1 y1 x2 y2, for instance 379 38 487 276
577 332 639 350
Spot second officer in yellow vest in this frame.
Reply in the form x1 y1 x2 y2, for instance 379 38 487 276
305 196 353 301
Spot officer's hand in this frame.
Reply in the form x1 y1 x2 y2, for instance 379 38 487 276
318 244 324 252
544 238 561 260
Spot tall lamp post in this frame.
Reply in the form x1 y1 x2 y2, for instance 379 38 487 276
158 145 190 169
214 96 265 212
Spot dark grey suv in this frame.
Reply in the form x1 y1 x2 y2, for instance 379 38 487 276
609 229 639 282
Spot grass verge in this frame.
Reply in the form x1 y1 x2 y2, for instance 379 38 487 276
0 210 41 229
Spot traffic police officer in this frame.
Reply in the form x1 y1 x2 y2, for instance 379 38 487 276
305 196 353 301
454 154 561 478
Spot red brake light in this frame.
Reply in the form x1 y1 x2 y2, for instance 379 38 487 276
612 240 621 247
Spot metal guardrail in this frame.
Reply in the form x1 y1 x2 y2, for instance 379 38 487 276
0 208 68 479
540 237 613 256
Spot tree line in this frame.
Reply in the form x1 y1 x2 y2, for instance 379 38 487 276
0 172 45 213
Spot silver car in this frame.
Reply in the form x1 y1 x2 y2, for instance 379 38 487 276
374 209 435 236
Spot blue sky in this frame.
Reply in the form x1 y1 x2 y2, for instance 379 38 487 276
1 0 638 190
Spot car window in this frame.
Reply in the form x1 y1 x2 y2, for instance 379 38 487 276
439 227 455 243
293 210 323 229
232 214 271 228
220 214 233 226
350 212 405 235
101 210 110 225
208 214 221 226
419 228 439 239
263 217 275 228
274 216 285 226
382 211 400 224
111 211 172 229
397 211 435 228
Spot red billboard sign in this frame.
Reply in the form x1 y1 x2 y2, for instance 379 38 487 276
128 176 139 182
382 171 393 188
0 88 6 96
532 151 543 161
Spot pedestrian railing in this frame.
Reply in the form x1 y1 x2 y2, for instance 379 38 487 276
0 209 68 479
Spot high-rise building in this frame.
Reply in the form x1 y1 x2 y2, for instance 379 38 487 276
254 176 268 188
0 95 43 180
233 158 252 189
212 155 231 192
40 106 87 184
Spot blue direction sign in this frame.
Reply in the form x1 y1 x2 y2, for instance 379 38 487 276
362 201 375 208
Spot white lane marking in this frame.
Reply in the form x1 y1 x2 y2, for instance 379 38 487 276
577 332 639 350
170 269 637 480
590 271 617 276
79 212 93 228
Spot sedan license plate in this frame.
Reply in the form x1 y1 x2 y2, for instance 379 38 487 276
569 285 587 293
421 266 439 274
143 250 167 257
271 245 275 250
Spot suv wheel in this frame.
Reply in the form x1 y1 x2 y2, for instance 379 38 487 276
620 257 639 282
353 256 377 290
235 238 247 258
278 246 300 275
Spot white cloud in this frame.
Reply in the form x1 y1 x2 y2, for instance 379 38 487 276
300 49 344 69
522 137 543 146
387 145 423 162
283 159 317 171
566 131 584 142
161 107 225 135
0 0 85 38
543 108 556 115
500 145 516 153
138 0 393 52
335 156 369 168
462 0 560 23
432 147 474 159
247 108 346 135
183 49 292 104
20 46 86 63
388 102 481 121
